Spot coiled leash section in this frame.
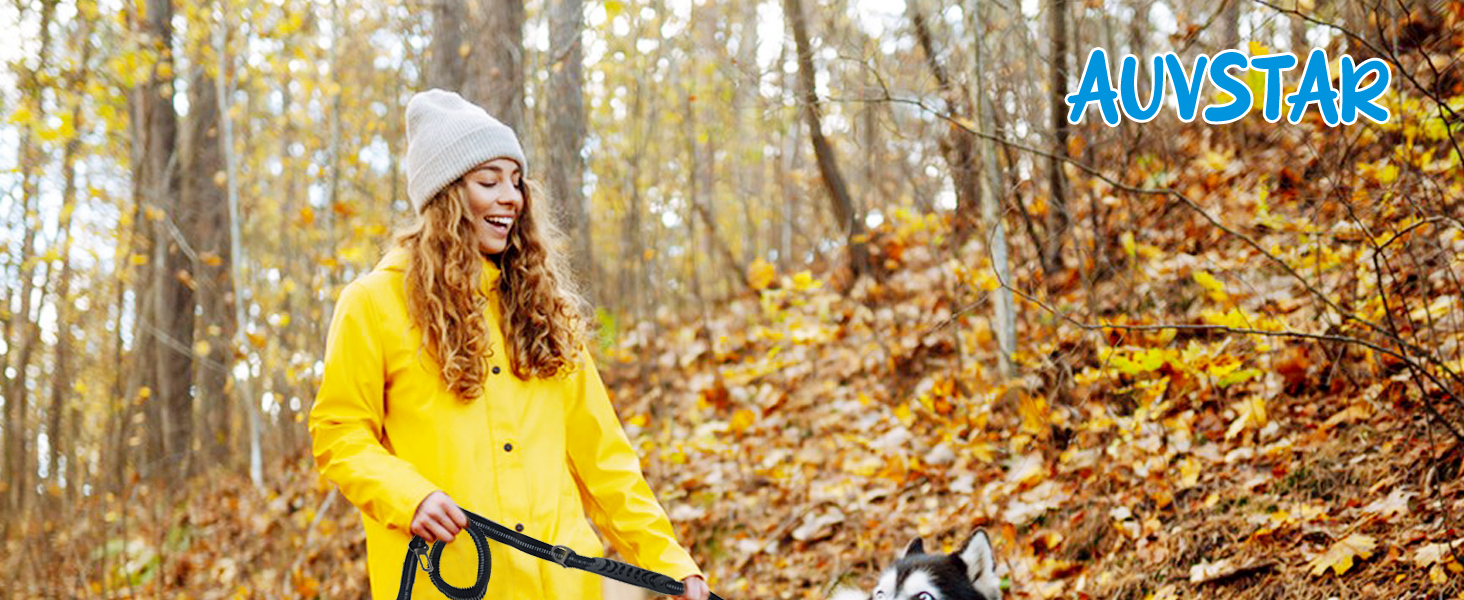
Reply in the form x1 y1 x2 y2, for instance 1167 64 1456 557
397 508 726 600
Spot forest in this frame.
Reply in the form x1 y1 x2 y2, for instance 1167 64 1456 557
2 0 1463 597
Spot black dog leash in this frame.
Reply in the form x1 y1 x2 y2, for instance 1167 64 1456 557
397 508 726 600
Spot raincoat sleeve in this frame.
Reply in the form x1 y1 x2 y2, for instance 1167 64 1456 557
309 280 439 531
565 350 704 582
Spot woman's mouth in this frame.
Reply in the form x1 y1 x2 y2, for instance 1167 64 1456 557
484 216 513 236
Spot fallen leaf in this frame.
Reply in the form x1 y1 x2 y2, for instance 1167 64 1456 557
1361 488 1413 521
1413 538 1464 568
1307 534 1376 577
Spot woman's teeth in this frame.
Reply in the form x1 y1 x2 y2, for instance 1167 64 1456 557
485 216 513 231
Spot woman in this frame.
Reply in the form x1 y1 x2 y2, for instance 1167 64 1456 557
309 89 710 600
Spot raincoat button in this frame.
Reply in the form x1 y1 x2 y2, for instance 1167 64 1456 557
492 366 501 375
504 443 513 452
515 523 524 532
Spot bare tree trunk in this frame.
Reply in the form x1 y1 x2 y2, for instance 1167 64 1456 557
547 0 595 305
427 0 468 90
1044 0 1070 277
908 0 980 241
3 0 60 525
1223 0 1241 48
737 0 762 266
1290 4 1308 54
1129 0 1149 58
185 45 232 470
970 0 1017 378
214 0 263 488
45 93 84 511
783 0 870 280
464 0 526 136
135 0 195 482
775 40 797 268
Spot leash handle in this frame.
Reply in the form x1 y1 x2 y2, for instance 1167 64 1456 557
399 509 728 600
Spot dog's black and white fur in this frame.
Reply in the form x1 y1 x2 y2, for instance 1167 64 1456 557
831 529 1002 600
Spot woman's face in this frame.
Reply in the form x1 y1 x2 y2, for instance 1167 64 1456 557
463 158 524 256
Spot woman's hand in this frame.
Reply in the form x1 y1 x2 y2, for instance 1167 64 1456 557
411 490 468 543
678 575 710 600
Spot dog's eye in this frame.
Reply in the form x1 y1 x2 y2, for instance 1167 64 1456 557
915 594 935 600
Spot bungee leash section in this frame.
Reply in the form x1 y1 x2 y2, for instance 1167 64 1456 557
397 508 726 600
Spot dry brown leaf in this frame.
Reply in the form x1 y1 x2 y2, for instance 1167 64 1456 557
1413 538 1464 568
1361 488 1413 521
1307 534 1376 577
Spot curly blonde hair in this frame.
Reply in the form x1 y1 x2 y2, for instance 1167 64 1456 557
393 176 587 400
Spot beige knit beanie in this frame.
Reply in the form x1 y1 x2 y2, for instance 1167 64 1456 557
405 89 527 213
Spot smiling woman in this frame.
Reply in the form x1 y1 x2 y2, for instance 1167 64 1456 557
308 89 711 600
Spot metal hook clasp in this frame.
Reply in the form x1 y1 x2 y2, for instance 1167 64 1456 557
549 545 574 568
412 540 435 573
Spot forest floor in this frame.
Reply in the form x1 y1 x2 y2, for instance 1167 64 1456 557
591 213 1464 600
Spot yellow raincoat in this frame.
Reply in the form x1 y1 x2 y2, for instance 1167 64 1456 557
310 246 702 600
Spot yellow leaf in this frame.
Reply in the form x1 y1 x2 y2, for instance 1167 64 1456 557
247 332 267 348
1226 396 1267 440
1376 163 1399 185
1018 393 1049 435
194 340 212 357
1192 271 1227 302
729 409 756 434
1199 150 1229 172
8 104 35 127
1178 456 1201 488
298 206 315 226
748 259 776 290
137 386 152 399
893 403 913 426
1121 231 1136 259
790 271 823 291
201 252 224 267
339 244 365 263
1307 534 1375 577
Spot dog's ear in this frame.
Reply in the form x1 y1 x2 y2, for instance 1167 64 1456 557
958 530 996 581
900 536 925 559
959 530 1001 598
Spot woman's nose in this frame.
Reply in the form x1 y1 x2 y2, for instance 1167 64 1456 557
500 187 523 208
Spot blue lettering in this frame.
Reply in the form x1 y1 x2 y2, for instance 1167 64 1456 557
1286 48 1340 125
1339 55 1391 124
1066 48 1122 126
1120 54 1166 122
1163 52 1210 122
1249 53 1299 122
1203 50 1251 124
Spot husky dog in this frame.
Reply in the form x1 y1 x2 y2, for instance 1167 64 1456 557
830 529 1001 600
